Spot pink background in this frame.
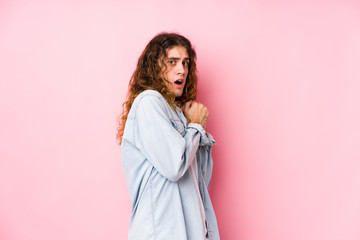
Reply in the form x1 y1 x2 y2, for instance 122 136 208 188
1 0 360 239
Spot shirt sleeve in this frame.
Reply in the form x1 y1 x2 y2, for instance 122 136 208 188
191 125 216 189
134 95 203 182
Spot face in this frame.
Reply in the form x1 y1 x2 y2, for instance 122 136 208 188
162 46 189 97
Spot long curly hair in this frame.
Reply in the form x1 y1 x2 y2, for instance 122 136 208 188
116 32 198 144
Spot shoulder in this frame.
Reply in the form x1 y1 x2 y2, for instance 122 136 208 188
137 89 163 101
135 90 167 106
130 90 171 118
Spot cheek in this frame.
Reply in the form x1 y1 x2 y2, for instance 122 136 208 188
166 70 173 81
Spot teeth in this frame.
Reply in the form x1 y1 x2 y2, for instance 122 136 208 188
175 80 182 85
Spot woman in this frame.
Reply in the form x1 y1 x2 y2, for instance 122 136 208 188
117 32 220 240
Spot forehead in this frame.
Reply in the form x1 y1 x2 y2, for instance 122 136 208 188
166 46 189 58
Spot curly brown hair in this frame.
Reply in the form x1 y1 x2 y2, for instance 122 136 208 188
116 32 198 144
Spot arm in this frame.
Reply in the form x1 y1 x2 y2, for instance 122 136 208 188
134 95 202 182
192 126 216 189
184 102 216 188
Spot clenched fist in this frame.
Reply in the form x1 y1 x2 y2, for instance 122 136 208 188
183 101 209 130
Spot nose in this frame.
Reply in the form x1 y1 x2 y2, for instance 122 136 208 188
177 62 185 75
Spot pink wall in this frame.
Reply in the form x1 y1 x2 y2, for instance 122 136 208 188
1 0 360 239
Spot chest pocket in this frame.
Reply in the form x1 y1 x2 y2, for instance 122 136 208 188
171 119 185 136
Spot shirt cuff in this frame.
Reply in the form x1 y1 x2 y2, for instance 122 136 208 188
186 123 216 146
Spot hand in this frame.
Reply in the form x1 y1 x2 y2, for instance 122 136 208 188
183 101 209 130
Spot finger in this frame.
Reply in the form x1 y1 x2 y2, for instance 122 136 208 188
184 101 192 112
181 102 188 111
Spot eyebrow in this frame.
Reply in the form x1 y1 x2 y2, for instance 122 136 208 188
167 57 190 61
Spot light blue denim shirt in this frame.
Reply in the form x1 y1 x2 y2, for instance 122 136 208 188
121 90 220 240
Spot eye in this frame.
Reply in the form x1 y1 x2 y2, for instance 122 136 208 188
182 61 189 67
169 60 176 65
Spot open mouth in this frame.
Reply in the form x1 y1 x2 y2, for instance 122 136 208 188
174 80 183 85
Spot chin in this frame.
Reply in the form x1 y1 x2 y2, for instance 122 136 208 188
174 92 183 98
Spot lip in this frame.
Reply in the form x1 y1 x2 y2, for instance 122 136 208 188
174 78 185 87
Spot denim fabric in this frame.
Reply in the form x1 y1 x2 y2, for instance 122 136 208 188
121 90 220 240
